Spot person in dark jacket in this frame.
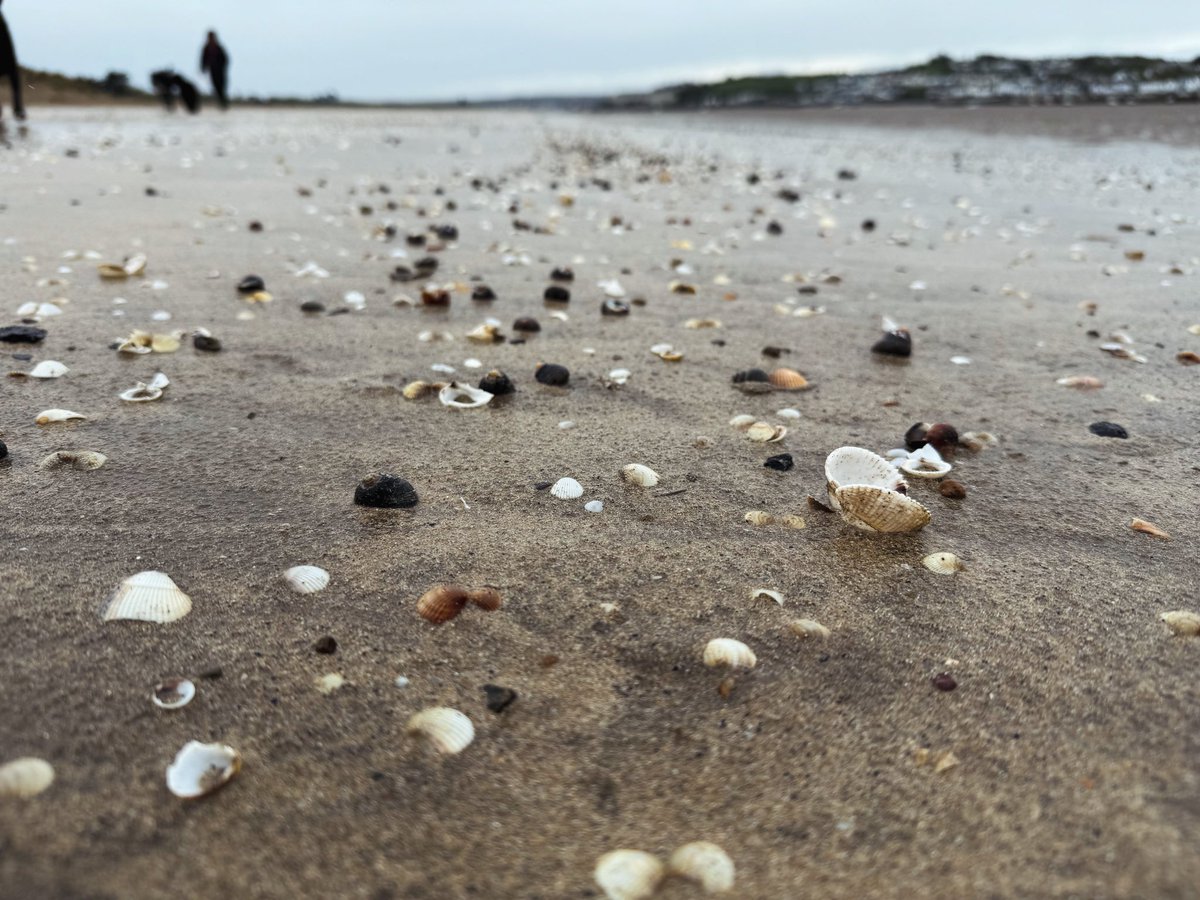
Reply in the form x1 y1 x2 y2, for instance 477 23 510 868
200 31 229 110
0 0 26 120
150 69 201 114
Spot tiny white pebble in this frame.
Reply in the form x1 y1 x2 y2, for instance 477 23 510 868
558 420 576 430
394 676 411 688
585 500 604 513
950 355 971 365
151 310 171 321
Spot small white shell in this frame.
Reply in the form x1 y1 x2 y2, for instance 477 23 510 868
703 638 757 670
745 421 787 442
900 444 952 479
622 464 659 487
668 841 736 894
29 360 68 379
744 510 774 526
789 619 831 640
0 758 55 798
585 500 604 513
39 450 107 471
152 678 196 709
438 382 493 409
607 368 631 385
550 477 584 500
35 408 86 425
165 741 241 798
751 588 784 606
776 408 801 419
406 707 475 754
825 446 905 496
1160 611 1200 636
284 565 330 594
119 382 163 402
923 552 964 575
594 850 665 900
103 571 192 623
728 414 757 430
315 673 345 694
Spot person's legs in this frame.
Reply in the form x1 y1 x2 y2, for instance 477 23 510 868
213 70 228 110
2 66 21 119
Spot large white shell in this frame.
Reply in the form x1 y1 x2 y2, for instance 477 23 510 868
594 850 665 900
668 841 736 894
29 360 68 379
438 382 493 409
152 678 196 709
165 741 240 798
550 477 584 500
0 758 55 798
923 552 964 575
39 450 107 471
35 409 86 425
621 464 659 487
703 638 757 670
284 565 330 594
825 446 905 498
406 707 475 754
103 571 192 623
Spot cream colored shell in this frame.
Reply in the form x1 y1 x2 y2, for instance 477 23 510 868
438 382 493 409
284 565 330 594
0 758 55 798
923 552 964 575
703 638 757 670
751 588 784 606
744 510 774 526
550 477 584 500
789 619 831 640
825 446 905 497
406 707 475 755
621 464 659 487
1161 611 1200 636
103 571 192 623
29 360 68 379
594 850 665 900
745 421 787 442
834 484 931 533
668 841 736 893
39 450 107 471
165 741 241 798
36 409 86 425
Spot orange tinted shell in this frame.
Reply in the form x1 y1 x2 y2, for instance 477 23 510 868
767 367 809 390
417 584 470 624
467 587 503 612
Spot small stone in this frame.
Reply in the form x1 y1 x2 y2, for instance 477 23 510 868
938 479 967 499
535 363 570 386
313 635 338 655
0 325 48 343
237 274 265 294
300 300 326 314
764 453 794 472
931 673 957 691
197 665 223 680
512 316 541 333
543 285 570 303
872 330 912 357
354 473 419 508
193 333 222 352
1089 421 1128 439
482 684 518 714
248 220 264 232
471 285 496 301
766 220 783 235
0 440 7 460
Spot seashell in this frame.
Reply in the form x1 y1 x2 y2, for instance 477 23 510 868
745 421 787 443
824 446 905 497
236 274 264 294
29 360 68 379
535 362 570 386
551 477 584 500
584 500 604 513
123 254 147 276
36 409 86 425
165 741 241 798
789 619 831 640
744 510 774 526
39 450 107 471
729 414 757 430
622 464 659 487
438 382 493 409
767 367 810 390
284 565 330 594
668 841 735 894
407 707 475 754
98 263 129 279
1130 518 1170 540
315 673 345 694
923 552 963 575
354 473 418 508
467 587 503 612
1057 375 1103 389
834 484 930 532
606 368 631 386
594 850 665 900
703 638 757 670
751 588 784 606
959 431 997 453
1161 611 1200 636
872 318 912 357
150 333 181 353
103 570 193 623
779 514 806 530
120 382 163 402
776 408 801 420
152 678 196 709
900 445 952 479
465 322 503 343
478 370 515 395
601 298 631 316
669 280 697 294
193 329 221 352
1178 351 1200 365
685 318 722 329
0 758 55 798
650 343 683 362
417 584 470 624
403 380 434 400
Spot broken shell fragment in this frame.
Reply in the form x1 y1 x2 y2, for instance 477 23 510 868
751 588 784 606
744 510 774 526
36 409 87 425
899 445 952 479
402 380 435 400
165 741 241 798
703 638 757 670
29 360 68 379
550 477 584 500
416 584 470 624
594 850 665 900
923 552 964 575
39 450 107 471
668 841 735 894
465 322 503 344
1057 375 1103 389
1130 518 1170 540
0 758 55 798
1160 611 1200 636
103 571 193 623
438 382 493 409
315 673 345 694
789 619 831 640
284 565 330 594
152 678 196 710
745 421 787 443
406 707 475 755
621 464 659 487
728 414 757 430
779 514 806 530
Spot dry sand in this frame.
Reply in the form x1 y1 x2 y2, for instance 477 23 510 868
0 106 1198 900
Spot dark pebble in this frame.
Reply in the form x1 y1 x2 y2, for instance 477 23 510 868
198 665 223 680
837 168 858 180
389 266 415 282
1089 421 1128 439
533 481 553 491
237 275 265 294
13 353 32 361
861 218 877 232
939 479 967 499
193 334 222 352
406 233 426 246
248 220 263 232
544 285 570 303
434 224 458 241
354 473 419 508
766 220 783 235
512 317 541 333
0 325 48 344
482 684 518 714
479 369 515 395
761 346 787 359
931 673 957 692
300 300 326 314
905 422 930 450
872 330 912 357
764 453 794 472
313 635 338 655
471 285 496 301
0 440 7 460
550 267 574 282
776 188 800 203
414 256 439 274
797 285 818 295
601 298 630 316
731 368 770 384
535 363 570 386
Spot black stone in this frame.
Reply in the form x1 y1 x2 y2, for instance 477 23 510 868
797 285 818 295
872 330 912 357
413 256 439 274
535 363 570 386
761 346 787 359
550 267 574 282
248 220 264 232
601 299 630 316
482 684 518 714
931 673 957 692
731 368 769 384
237 275 265 294
0 325 47 344
471 285 496 301
389 266 416 282
861 218 877 232
354 473 419 508
193 334 222 352
1089 421 1128 439
543 285 570 303
434 224 458 240
766 220 783 235
0 440 7 460
837 168 858 180
776 188 800 203
313 635 338 655
405 233 426 246
512 317 541 333
904 422 931 451
300 300 326 314
479 370 515 396
764 453 794 472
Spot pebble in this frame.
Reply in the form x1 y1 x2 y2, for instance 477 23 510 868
482 684 518 713
931 673 958 691
0 325 48 343
764 453 794 472
354 473 419 508
313 636 338 655
1089 421 1128 439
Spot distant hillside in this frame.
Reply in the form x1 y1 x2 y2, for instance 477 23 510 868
19 67 153 105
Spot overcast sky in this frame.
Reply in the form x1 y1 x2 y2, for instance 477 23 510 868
8 1 1200 102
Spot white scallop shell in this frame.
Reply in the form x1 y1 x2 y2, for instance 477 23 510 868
789 619 831 640
103 571 192 623
594 850 665 900
825 446 905 497
406 707 475 755
776 408 801 419
39 450 107 471
438 382 493 408
120 383 163 402
668 841 736 894
29 360 68 379
284 565 330 594
923 552 963 575
622 464 659 487
1160 611 1200 636
0 758 55 798
607 368 631 385
165 741 240 798
550 477 584 500
35 408 86 425
152 678 196 709
703 638 757 670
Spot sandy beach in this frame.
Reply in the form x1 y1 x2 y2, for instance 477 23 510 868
1 105 1198 899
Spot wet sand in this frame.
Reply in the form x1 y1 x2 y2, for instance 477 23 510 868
1 106 1198 899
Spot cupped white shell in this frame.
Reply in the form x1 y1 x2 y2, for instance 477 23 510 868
900 444 952 479
165 741 241 798
35 409 86 425
550 477 584 500
621 464 659 487
406 707 475 755
283 565 330 594
594 850 665 900
103 571 192 623
438 382 493 409
668 841 736 894
39 450 107 471
29 360 69 379
152 678 196 709
923 552 964 575
0 758 55 798
703 638 757 670
825 446 905 498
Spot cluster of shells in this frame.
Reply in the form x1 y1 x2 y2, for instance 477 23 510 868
824 446 930 533
595 842 735 898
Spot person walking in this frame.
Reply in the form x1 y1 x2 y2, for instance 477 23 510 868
200 31 229 110
0 0 26 121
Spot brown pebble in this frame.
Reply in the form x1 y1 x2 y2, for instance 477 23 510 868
717 676 737 698
539 654 560 668
939 479 967 499
931 673 957 691
313 635 338 655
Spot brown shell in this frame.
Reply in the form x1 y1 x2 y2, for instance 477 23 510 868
416 584 469 624
467 587 503 612
767 367 810 390
833 485 931 533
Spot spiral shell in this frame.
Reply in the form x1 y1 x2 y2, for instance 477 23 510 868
284 565 330 594
0 758 55 798
594 850 665 900
668 841 735 893
703 638 757 670
103 571 192 623
407 707 475 755
165 741 241 798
